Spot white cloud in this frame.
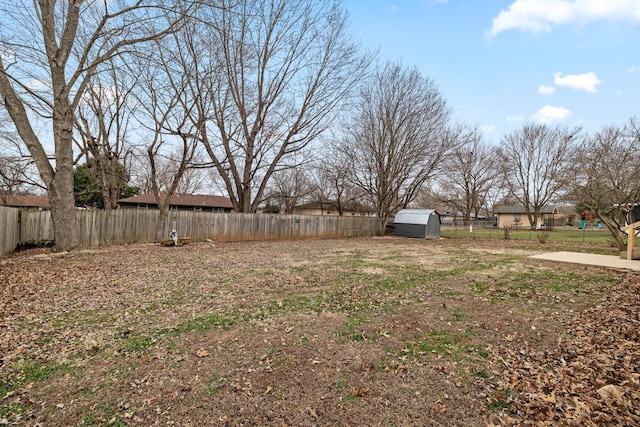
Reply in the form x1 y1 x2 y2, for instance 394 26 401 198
530 105 572 123
488 0 640 37
538 85 556 95
481 125 495 134
507 115 525 122
27 79 50 91
553 72 602 92
628 65 640 73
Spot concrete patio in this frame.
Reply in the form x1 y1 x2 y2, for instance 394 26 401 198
529 251 640 272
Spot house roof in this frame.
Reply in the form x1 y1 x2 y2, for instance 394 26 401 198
118 192 234 209
494 205 557 214
296 201 374 212
1 195 50 208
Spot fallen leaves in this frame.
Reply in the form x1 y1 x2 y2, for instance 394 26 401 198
306 407 318 419
596 384 625 408
488 273 640 425
352 386 370 397
196 348 209 358
0 238 635 426
434 404 447 414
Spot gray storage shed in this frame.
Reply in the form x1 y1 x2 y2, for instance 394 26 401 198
394 209 441 239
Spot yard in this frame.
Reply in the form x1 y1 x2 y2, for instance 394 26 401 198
442 226 623 247
1 236 638 426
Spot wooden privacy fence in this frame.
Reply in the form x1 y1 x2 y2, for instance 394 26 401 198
0 207 379 255
1 207 20 255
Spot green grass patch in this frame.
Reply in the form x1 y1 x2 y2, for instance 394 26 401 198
399 329 466 361
77 403 126 426
206 372 225 396
0 357 73 419
450 307 465 322
43 310 116 329
442 228 619 246
489 388 515 412
295 336 311 346
114 309 240 354
468 266 619 304
0 401 31 419
339 312 372 342
471 368 491 379
13 357 70 384
74 387 96 398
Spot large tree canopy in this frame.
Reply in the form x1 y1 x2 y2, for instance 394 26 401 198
569 118 640 250
436 126 496 221
341 61 455 234
497 123 580 229
180 0 370 212
0 0 191 251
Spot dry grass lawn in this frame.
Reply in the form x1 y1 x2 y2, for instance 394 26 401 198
1 237 638 426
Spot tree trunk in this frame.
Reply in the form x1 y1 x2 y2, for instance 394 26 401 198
155 205 171 242
48 165 79 252
376 206 388 236
49 103 80 251
593 212 626 251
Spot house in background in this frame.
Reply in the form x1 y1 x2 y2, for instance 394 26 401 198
0 195 50 210
118 192 234 213
439 211 460 225
439 210 490 224
294 201 375 216
494 205 559 229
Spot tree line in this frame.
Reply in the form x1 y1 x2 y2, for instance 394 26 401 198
0 0 639 251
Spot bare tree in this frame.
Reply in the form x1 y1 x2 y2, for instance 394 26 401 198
497 123 580 229
129 153 208 196
0 0 191 251
75 58 139 209
568 118 640 250
437 126 497 221
1 104 41 201
0 150 44 203
132 36 202 241
183 0 369 213
341 61 454 234
267 166 315 214
312 145 366 216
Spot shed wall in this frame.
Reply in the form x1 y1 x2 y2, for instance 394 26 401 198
394 210 440 239
395 223 428 238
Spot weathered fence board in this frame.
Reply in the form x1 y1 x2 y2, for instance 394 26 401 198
0 208 378 255
0 206 20 255
20 209 54 245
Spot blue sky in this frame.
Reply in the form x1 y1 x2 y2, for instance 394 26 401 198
343 0 640 144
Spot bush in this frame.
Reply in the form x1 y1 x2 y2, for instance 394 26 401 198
536 230 550 243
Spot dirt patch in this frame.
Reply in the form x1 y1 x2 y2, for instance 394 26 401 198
0 237 637 425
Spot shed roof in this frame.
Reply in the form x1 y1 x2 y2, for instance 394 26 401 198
394 209 439 225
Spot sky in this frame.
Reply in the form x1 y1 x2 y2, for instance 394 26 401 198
343 0 640 144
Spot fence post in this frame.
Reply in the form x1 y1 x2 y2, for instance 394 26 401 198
17 209 22 244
